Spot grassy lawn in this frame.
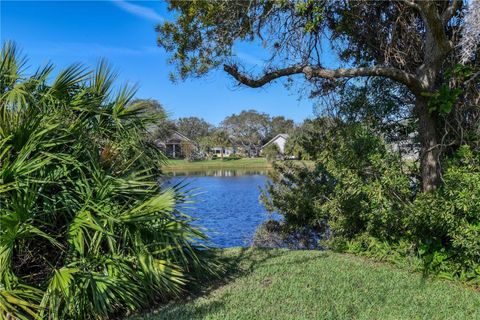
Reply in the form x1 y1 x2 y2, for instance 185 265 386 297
164 158 314 171
135 249 480 320
164 158 272 171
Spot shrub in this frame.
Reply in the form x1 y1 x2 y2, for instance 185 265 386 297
228 153 243 160
262 143 281 162
180 140 196 161
261 161 333 234
407 146 480 281
261 119 480 283
0 43 215 319
262 124 412 240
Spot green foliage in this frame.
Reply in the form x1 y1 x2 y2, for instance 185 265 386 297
338 235 423 271
221 110 269 157
263 118 480 284
157 1 439 81
425 84 463 114
0 42 216 319
175 117 212 141
425 64 475 114
210 130 231 160
264 123 411 238
132 99 177 142
268 116 294 141
180 140 196 161
261 143 280 162
261 161 333 233
295 0 325 33
406 146 480 281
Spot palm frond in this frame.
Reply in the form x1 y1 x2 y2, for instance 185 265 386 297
0 41 216 320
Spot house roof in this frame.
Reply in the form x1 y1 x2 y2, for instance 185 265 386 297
261 133 289 149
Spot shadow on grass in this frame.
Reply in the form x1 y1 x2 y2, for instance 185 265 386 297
218 157 243 162
189 248 287 295
133 248 290 320
133 249 480 320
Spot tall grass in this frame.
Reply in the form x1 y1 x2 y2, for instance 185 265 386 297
0 42 214 319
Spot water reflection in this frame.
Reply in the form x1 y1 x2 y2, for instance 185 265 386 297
165 170 276 247
166 168 270 177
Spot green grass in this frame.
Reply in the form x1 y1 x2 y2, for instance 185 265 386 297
164 158 314 172
164 158 272 171
135 249 480 320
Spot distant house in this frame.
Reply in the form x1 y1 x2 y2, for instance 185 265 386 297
261 134 289 154
155 131 197 158
211 146 235 157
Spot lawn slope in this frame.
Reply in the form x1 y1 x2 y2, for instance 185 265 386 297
136 249 480 320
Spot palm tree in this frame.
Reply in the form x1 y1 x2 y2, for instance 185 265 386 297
0 42 215 319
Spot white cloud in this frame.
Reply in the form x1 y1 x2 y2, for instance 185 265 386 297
30 42 161 57
110 0 163 22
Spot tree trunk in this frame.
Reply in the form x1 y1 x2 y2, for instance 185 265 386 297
416 97 442 191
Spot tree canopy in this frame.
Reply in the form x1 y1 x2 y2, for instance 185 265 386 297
221 110 270 156
156 0 479 191
220 110 294 156
176 116 213 140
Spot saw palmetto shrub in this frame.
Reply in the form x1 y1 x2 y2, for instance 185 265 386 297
0 43 216 319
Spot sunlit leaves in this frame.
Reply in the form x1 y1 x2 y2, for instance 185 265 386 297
0 42 214 319
0 286 43 320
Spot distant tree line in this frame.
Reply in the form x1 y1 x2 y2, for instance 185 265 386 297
141 103 295 157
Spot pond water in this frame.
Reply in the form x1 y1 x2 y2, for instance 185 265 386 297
165 169 277 247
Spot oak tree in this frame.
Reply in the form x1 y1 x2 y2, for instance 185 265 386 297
156 0 476 191
221 110 270 156
176 116 213 140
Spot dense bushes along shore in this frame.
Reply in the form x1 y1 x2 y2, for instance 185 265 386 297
0 43 217 319
261 120 480 285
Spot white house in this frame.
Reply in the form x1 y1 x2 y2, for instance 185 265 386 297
211 146 235 157
261 133 289 154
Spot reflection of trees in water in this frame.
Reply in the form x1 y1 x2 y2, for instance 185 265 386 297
167 169 270 177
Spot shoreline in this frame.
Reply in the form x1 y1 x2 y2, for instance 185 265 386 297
163 158 272 171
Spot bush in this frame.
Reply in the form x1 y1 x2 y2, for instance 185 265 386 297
262 143 281 162
261 161 333 234
0 43 215 319
406 146 480 281
228 153 243 160
180 141 199 161
261 119 480 284
262 124 412 240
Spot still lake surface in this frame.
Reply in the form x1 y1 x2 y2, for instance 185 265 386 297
166 169 277 247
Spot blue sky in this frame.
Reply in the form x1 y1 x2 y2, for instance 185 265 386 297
1 0 317 125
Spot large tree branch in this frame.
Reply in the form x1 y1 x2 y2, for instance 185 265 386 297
223 64 424 96
442 0 462 23
223 65 304 88
401 0 421 11
417 1 452 51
